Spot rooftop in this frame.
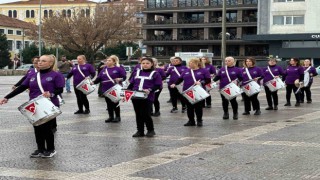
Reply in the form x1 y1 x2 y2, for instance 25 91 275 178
0 14 35 29
0 0 96 5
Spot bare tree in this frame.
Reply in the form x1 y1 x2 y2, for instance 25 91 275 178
29 2 139 62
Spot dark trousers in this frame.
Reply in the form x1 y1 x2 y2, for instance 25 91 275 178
169 87 186 109
105 97 120 118
186 100 204 123
220 94 238 114
34 119 55 151
152 89 162 113
205 95 212 106
74 87 90 111
264 85 278 107
242 92 260 112
132 99 154 133
286 84 300 103
300 82 313 102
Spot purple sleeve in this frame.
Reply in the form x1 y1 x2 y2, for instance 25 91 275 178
311 67 318 76
55 73 65 88
159 69 166 79
89 64 96 78
204 69 211 79
129 71 136 84
119 67 127 80
154 72 163 86
21 75 31 87
211 66 217 75
166 67 173 77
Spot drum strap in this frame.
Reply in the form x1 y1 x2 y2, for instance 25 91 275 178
135 69 156 91
190 69 197 83
36 72 45 93
225 66 231 83
304 66 311 73
173 67 181 76
267 66 275 78
245 68 253 80
105 68 115 84
77 65 86 78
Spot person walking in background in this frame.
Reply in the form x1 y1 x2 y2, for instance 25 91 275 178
164 57 175 103
201 56 217 108
300 59 318 103
151 58 166 117
58 55 73 93
282 57 304 107
67 55 96 114
263 58 284 110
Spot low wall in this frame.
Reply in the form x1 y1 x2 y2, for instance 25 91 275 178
0 70 28 76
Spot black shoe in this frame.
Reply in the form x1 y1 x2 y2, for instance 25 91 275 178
153 111 161 117
223 113 229 120
181 107 186 113
145 130 156 137
233 113 238 120
265 106 273 110
170 108 178 113
284 102 291 106
197 121 203 127
52 127 57 133
254 110 261 115
205 105 211 108
150 112 154 116
295 103 300 107
307 100 312 104
41 150 56 158
74 110 84 114
112 117 121 123
132 131 145 137
184 121 196 126
30 150 43 158
105 117 114 123
273 106 278 110
83 109 90 114
242 111 250 115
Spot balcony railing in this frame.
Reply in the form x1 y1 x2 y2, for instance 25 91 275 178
147 19 173 25
178 35 203 40
177 18 204 24
150 35 172 41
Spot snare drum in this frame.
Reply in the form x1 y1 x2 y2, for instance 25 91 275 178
220 82 241 100
181 84 209 104
76 77 96 95
205 82 218 91
265 77 285 92
103 84 123 103
131 91 148 99
242 81 261 97
18 95 62 126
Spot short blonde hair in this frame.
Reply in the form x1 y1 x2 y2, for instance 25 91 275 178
109 55 120 67
77 55 86 61
188 57 204 68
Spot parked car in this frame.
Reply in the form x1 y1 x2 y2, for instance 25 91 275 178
16 64 33 70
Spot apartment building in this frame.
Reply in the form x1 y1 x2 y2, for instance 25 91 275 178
244 0 320 66
143 0 267 64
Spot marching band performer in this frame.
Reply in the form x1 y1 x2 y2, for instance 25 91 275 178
263 58 284 110
67 55 96 114
151 58 166 117
127 57 162 137
283 57 304 107
170 58 211 126
166 57 188 113
241 57 263 115
92 55 126 123
213 56 242 120
300 59 318 103
12 56 40 89
0 55 65 158
164 57 175 103
201 56 217 108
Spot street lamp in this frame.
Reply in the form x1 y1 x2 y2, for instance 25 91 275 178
221 0 226 64
38 0 42 56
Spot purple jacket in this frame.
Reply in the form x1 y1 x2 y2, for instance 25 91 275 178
284 65 304 84
241 67 263 86
166 65 188 85
180 68 211 91
263 65 284 84
155 67 166 89
68 63 96 86
95 66 126 93
214 66 242 90
205 64 217 75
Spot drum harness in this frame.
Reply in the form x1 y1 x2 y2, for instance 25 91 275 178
135 69 156 91
37 72 64 104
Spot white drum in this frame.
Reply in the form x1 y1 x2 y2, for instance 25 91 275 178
304 72 310 87
103 84 123 103
220 82 241 100
242 81 261 97
76 77 96 95
131 91 148 99
181 84 209 104
205 82 218 91
265 77 285 92
18 95 62 126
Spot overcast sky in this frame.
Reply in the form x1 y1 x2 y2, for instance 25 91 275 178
1 0 110 3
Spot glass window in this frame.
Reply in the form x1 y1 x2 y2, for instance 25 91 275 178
8 10 12 17
293 16 304 24
273 16 284 25
25 41 30 48
0 29 4 34
31 10 35 18
86 9 90 17
13 10 17 18
62 10 66 17
49 10 53 17
285 16 292 25
26 10 30 18
44 10 48 18
243 0 258 4
8 30 13 34
16 30 22 35
8 40 13 51
67 9 72 17
16 41 22 49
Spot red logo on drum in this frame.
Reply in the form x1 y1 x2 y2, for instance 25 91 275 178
223 88 231 95
271 81 277 87
186 90 195 101
81 84 89 91
244 85 250 91
124 90 134 102
25 102 36 115
109 90 117 97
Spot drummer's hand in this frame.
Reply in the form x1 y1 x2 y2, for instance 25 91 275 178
115 78 122 83
12 86 17 90
274 76 279 78
143 89 150 95
43 91 51 98
170 84 176 88
195 81 201 85
0 98 8 105
310 73 313 77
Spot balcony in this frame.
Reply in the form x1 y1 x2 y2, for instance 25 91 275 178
178 18 204 24
150 34 173 41
147 19 173 25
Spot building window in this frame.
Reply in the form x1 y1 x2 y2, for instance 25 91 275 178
147 0 173 8
25 41 30 48
8 10 12 17
16 30 22 35
62 10 66 17
210 0 222 6
67 9 72 17
226 0 238 5
243 0 258 4
274 0 304 2
179 0 205 7
26 10 30 18
136 17 143 24
273 15 304 25
31 10 35 18
8 30 14 34
13 10 17 18
8 40 13 51
16 41 22 49
44 10 48 18
49 10 53 17
86 9 90 17
0 29 4 34
283 41 319 48
80 9 85 17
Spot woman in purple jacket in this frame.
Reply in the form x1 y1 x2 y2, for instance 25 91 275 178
151 58 166 117
300 59 318 103
67 55 96 114
127 57 163 137
283 57 304 107
201 56 217 108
